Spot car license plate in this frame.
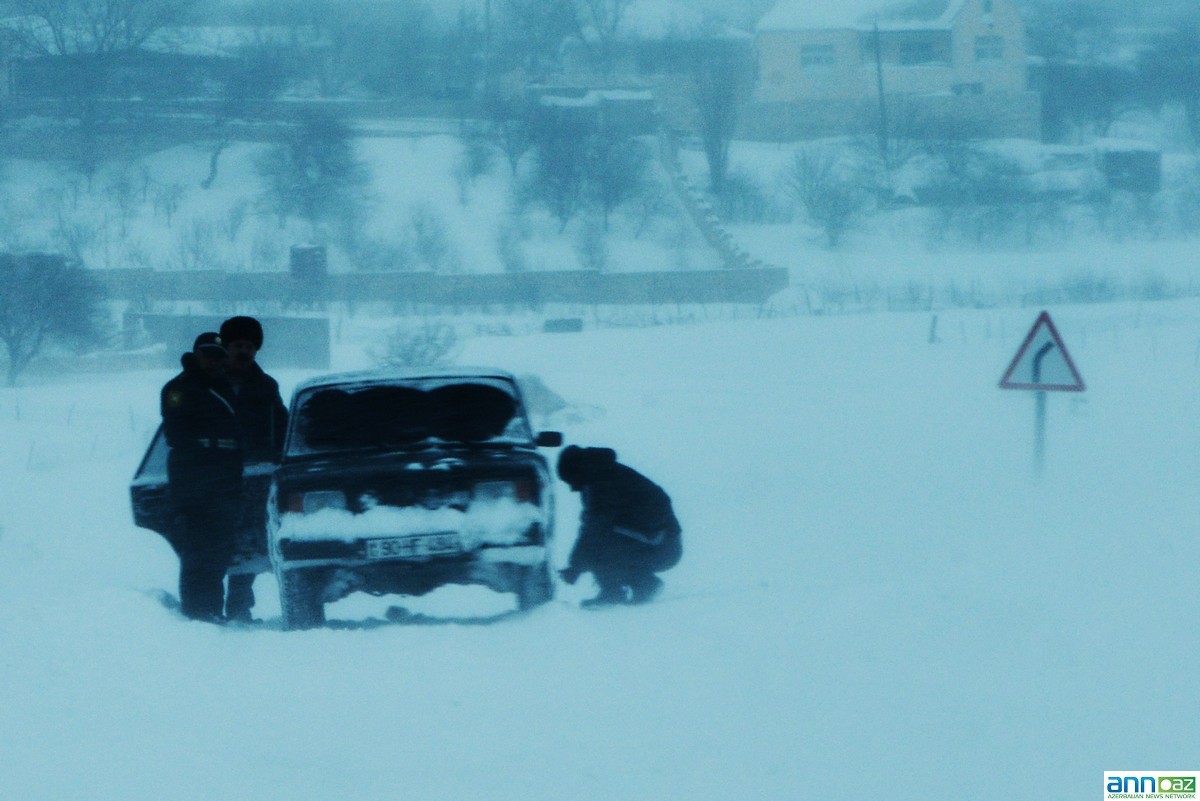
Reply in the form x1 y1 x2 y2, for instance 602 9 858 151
365 532 461 561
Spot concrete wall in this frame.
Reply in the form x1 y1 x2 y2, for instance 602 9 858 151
97 267 790 307
125 313 330 370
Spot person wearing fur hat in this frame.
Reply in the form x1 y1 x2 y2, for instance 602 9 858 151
557 445 682 607
161 332 244 622
219 316 289 622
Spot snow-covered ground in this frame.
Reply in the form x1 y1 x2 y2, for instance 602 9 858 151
1 298 1197 800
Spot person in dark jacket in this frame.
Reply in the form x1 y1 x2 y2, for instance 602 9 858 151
557 445 682 608
161 332 244 622
219 315 289 622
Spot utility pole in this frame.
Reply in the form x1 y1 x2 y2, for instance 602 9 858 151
483 0 493 95
872 21 889 173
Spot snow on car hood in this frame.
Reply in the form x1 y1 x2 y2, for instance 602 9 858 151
276 495 542 548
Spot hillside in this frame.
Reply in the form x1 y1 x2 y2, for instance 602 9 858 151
0 133 719 280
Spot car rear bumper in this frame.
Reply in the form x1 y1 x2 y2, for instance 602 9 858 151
273 545 550 599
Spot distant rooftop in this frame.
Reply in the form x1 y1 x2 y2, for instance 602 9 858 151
757 0 968 32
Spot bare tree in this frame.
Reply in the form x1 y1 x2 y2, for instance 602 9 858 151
6 0 197 56
1022 0 1116 64
439 6 485 97
917 114 988 181
153 182 185 227
484 93 535 175
853 98 939 199
785 147 871 248
527 111 591 231
1138 13 1200 147
586 133 651 230
627 179 674 238
499 0 579 72
496 218 529 273
408 203 459 273
0 252 105 386
574 0 634 73
7 0 198 173
256 112 371 234
574 215 608 271
105 169 139 237
689 36 753 194
355 3 437 97
454 129 495 205
174 218 218 271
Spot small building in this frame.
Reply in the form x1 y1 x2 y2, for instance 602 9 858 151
528 86 657 136
746 0 1041 141
1094 139 1162 194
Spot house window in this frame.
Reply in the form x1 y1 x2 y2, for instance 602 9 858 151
800 44 836 68
899 40 938 65
975 35 1004 61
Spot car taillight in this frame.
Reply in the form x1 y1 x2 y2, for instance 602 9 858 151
285 490 347 514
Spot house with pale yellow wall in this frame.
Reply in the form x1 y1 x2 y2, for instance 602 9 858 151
745 0 1041 140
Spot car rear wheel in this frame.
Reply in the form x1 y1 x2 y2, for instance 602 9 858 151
280 567 327 630
516 563 554 611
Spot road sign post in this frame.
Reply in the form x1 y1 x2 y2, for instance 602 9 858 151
1034 390 1046 472
999 311 1086 474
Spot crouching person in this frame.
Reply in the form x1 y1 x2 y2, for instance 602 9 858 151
557 446 682 608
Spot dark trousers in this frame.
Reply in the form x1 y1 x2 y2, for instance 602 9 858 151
577 529 682 596
176 498 238 621
225 573 256 620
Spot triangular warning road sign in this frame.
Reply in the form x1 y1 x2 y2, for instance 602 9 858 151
999 311 1085 392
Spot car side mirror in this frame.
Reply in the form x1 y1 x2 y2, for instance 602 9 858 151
535 431 563 447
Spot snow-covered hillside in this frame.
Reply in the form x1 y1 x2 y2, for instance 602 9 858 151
0 301 1196 800
0 133 719 279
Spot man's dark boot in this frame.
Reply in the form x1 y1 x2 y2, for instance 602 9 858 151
629 575 663 604
581 584 628 609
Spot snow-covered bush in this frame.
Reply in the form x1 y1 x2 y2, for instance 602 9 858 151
715 168 780 224
785 146 872 248
370 322 461 368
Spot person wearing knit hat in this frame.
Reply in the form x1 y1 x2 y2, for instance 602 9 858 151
557 445 683 608
218 316 288 623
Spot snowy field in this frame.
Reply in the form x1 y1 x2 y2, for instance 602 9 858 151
1 299 1198 800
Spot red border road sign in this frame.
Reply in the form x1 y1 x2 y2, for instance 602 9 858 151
999 311 1086 392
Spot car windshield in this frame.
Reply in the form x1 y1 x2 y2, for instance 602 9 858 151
289 378 532 456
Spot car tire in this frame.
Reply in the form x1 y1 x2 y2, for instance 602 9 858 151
516 562 554 611
279 567 327 630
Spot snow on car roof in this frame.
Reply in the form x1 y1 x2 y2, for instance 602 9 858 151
292 366 519 395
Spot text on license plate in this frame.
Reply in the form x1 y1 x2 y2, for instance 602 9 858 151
365 532 462 561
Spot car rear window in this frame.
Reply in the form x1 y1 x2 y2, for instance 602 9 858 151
290 379 531 455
